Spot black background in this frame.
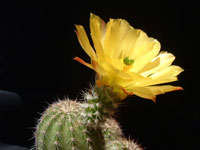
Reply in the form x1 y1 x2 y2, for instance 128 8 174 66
0 0 199 150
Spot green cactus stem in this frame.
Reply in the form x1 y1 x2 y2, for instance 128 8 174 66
35 100 105 150
81 85 122 126
35 89 143 150
102 118 143 150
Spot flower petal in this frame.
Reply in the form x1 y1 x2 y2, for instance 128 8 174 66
75 25 97 60
132 65 183 87
139 52 176 77
90 13 106 63
119 29 142 59
126 75 177 87
103 19 131 59
146 85 183 95
150 65 184 79
101 61 132 84
130 39 160 73
91 60 106 76
73 57 93 69
90 13 106 46
126 86 156 101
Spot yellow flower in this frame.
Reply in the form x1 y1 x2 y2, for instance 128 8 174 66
74 13 183 102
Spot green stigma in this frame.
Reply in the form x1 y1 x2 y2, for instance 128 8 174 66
123 56 134 65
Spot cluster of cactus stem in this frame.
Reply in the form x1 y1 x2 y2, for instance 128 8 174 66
35 85 143 150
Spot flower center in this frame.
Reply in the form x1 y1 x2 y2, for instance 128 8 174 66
123 56 134 72
123 56 134 65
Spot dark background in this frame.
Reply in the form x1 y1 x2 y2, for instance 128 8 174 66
0 0 199 150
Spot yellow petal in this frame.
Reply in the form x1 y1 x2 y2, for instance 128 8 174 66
132 65 183 87
90 13 106 46
146 85 183 95
126 85 183 102
75 25 97 60
103 19 131 58
98 61 144 88
136 77 178 87
129 31 161 58
119 29 142 59
130 39 160 73
126 86 156 101
91 60 106 76
90 13 106 62
139 56 161 75
150 65 184 79
101 54 124 71
113 28 144 59
139 52 175 77
101 61 131 82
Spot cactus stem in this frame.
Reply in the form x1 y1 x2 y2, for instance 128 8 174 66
35 99 143 150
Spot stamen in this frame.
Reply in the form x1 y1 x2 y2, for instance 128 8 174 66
123 56 134 65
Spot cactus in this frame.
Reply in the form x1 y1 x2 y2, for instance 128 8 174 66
35 96 143 150
35 100 105 150
102 118 143 150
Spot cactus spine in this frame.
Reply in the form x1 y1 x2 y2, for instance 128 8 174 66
35 86 143 150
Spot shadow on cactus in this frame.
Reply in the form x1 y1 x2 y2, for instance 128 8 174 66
34 13 183 150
